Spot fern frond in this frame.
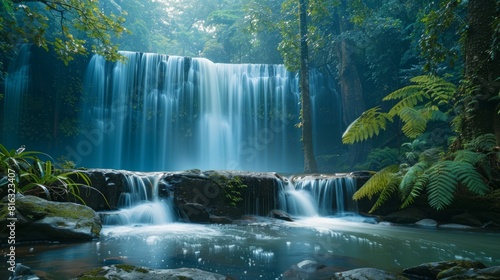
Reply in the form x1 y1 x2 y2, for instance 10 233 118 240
387 93 429 117
454 162 489 196
370 179 400 213
353 165 401 213
401 174 429 208
342 107 392 144
383 85 423 101
453 150 487 166
356 147 400 170
419 148 443 162
400 161 431 197
464 134 497 152
426 161 458 210
399 107 428 138
353 165 400 200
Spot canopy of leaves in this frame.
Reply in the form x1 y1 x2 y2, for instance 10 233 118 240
1 0 127 64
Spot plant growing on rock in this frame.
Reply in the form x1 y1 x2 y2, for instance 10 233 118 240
0 144 100 205
209 173 248 206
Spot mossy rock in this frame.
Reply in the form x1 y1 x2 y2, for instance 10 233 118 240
403 260 486 279
73 265 227 279
0 194 101 241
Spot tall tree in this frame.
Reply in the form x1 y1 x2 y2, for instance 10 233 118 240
298 0 318 173
460 0 500 144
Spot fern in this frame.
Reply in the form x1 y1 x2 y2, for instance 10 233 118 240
401 174 429 208
353 164 400 213
426 161 458 210
464 133 497 152
399 107 428 138
342 107 392 144
355 147 400 170
425 161 489 210
453 150 487 166
343 75 457 144
400 161 431 197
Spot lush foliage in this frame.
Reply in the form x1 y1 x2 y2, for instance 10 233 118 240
342 75 456 144
0 144 98 204
353 134 496 212
0 0 127 64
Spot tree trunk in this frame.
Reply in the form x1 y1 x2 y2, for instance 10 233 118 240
298 0 318 173
336 15 368 168
462 0 500 144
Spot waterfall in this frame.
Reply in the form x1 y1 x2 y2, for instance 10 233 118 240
76 51 338 172
102 172 176 225
2 48 341 172
279 175 358 217
2 44 31 148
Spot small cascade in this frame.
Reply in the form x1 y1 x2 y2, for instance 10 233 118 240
103 172 176 225
2 44 31 148
278 180 318 217
279 175 358 217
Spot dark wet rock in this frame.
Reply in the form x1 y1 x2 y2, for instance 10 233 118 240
269 209 294 221
384 208 426 224
179 203 210 223
439 265 500 280
438 223 473 229
403 260 486 279
0 194 101 241
330 268 409 280
451 212 483 227
8 263 40 280
415 218 439 227
209 215 233 224
73 264 227 279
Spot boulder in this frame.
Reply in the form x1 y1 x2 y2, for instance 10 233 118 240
178 203 210 223
403 260 486 279
330 268 409 280
8 263 40 280
384 208 426 224
73 265 227 280
451 212 483 227
269 209 294 221
415 218 439 227
282 260 326 280
0 194 101 241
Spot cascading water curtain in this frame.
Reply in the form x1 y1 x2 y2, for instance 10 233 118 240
77 51 339 172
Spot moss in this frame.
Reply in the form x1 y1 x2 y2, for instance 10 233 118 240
77 267 108 279
208 173 248 206
115 264 150 274
17 196 95 220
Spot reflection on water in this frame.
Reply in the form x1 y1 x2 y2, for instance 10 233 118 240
3 217 500 279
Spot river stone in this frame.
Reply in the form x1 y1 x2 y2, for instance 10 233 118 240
403 260 486 279
9 263 40 280
451 212 483 227
282 259 326 279
0 194 101 241
330 268 409 280
269 209 294 221
73 265 227 280
438 266 500 279
415 218 438 227
384 208 426 224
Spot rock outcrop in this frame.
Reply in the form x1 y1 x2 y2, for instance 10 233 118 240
73 265 227 280
0 194 101 241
